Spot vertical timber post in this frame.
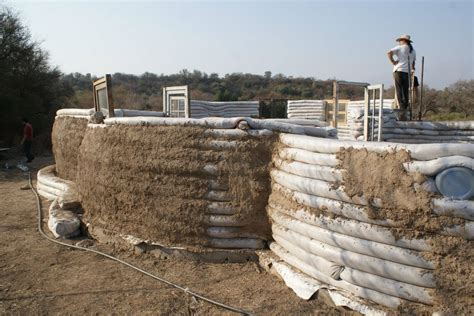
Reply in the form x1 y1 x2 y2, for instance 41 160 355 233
419 56 424 121
332 81 338 128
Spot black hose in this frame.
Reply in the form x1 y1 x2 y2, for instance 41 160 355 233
28 172 254 315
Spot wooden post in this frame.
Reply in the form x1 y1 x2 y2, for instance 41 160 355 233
332 81 338 128
418 56 425 121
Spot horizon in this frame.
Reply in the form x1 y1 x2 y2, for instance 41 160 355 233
7 0 474 90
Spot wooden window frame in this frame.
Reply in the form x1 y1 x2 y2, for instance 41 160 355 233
163 85 190 118
93 74 115 117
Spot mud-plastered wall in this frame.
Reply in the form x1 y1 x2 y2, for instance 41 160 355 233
75 121 276 250
52 115 89 181
268 134 473 314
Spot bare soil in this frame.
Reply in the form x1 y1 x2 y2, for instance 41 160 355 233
0 155 341 314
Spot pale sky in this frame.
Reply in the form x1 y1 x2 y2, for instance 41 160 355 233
6 0 474 89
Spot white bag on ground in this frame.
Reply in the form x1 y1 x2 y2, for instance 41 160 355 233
48 209 81 238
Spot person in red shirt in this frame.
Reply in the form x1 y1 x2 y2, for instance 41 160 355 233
21 118 34 162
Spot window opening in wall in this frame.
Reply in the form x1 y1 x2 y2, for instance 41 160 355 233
163 85 190 118
93 74 114 117
325 99 349 126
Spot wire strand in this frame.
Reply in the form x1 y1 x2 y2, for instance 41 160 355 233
28 172 254 315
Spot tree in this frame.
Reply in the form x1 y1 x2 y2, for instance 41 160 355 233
0 6 70 146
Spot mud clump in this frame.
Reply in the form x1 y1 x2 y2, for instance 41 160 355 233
336 148 464 234
220 135 276 239
52 116 88 181
424 236 474 314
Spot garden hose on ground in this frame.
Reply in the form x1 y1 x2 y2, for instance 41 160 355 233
28 172 254 315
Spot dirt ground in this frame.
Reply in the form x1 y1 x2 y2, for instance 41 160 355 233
0 155 340 315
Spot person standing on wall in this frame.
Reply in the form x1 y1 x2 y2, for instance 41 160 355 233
21 118 34 162
387 34 416 121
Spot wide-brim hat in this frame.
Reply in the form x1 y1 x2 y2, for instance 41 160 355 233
396 34 413 42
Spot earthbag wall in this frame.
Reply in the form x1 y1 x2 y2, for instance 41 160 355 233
71 116 333 251
287 100 326 121
190 100 259 119
267 134 474 314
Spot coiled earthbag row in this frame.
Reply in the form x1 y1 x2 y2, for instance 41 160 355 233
267 133 474 310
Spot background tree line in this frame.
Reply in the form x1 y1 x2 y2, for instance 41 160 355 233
1 6 472 149
63 71 473 120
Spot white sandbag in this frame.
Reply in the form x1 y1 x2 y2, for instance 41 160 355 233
48 209 81 238
208 238 265 249
268 202 430 251
204 190 231 202
279 134 474 160
384 120 474 131
269 242 403 308
404 156 474 176
104 116 244 129
278 148 339 166
274 158 343 182
269 209 433 269
269 119 328 127
206 227 261 239
432 198 474 221
383 133 474 142
271 169 368 205
339 267 433 305
272 182 473 238
37 182 63 198
203 164 219 176
288 115 325 120
204 129 273 138
208 180 228 190
37 165 71 192
266 257 387 315
414 179 439 194
272 183 394 226
271 224 435 287
272 234 344 279
55 114 91 120
246 119 330 138
273 229 433 304
384 138 468 144
442 221 474 240
204 215 244 227
56 108 95 117
381 127 441 136
207 202 236 215
114 109 165 117
37 188 57 201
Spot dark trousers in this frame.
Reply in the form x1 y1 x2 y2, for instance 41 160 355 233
23 140 34 162
393 71 409 111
